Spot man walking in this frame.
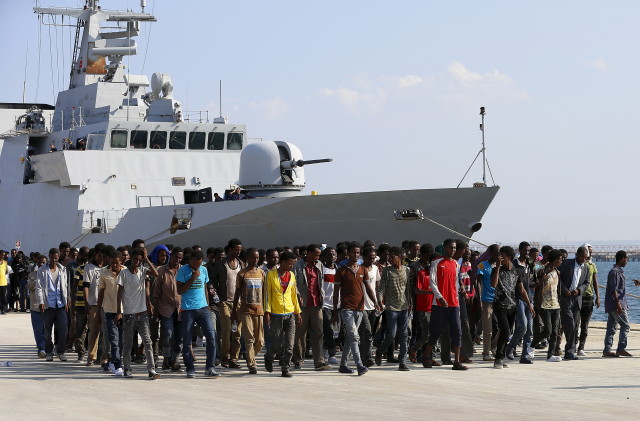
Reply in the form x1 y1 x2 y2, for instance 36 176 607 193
35 248 70 362
558 246 590 360
577 243 600 356
292 244 330 371
154 247 183 372
602 250 633 358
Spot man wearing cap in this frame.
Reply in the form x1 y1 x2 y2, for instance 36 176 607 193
576 243 600 356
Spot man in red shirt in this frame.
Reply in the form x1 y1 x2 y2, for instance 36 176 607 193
408 243 434 362
423 239 467 371
292 244 331 371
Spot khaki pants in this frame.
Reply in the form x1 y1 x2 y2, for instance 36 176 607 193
482 301 497 357
293 305 325 367
239 313 264 369
87 305 101 361
220 301 242 362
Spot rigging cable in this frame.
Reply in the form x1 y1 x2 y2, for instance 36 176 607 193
141 0 156 73
48 14 56 104
54 14 62 94
36 13 42 102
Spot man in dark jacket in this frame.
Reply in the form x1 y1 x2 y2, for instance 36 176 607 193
558 246 590 360
292 244 330 370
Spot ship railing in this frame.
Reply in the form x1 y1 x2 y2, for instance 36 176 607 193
183 110 210 123
136 196 176 208
81 209 128 234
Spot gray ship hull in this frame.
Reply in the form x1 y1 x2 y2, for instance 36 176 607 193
82 185 499 249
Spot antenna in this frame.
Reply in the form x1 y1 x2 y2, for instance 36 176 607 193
22 41 29 104
219 80 222 118
456 106 496 188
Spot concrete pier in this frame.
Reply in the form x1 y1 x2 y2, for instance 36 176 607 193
0 313 638 420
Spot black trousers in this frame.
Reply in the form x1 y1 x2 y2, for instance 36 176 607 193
560 295 580 356
494 306 515 361
43 307 68 355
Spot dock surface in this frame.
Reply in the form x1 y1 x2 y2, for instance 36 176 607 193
1 313 638 420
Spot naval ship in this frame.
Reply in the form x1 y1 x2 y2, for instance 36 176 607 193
0 1 499 252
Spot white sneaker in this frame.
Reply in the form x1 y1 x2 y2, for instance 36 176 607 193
528 350 535 359
546 356 562 362
577 349 586 356
113 367 124 376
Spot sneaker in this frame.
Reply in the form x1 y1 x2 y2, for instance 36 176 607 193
205 368 220 378
357 365 368 376
124 370 133 378
38 350 46 359
171 363 184 373
108 362 116 373
46 354 54 362
281 369 292 378
505 349 515 360
86 359 95 366
546 356 562 362
502 362 510 368
149 370 161 379
519 358 533 364
327 356 338 365
113 368 124 376
338 365 354 374
186 370 196 378
364 360 375 368
264 356 273 373
398 364 410 371
374 351 382 366
493 359 503 369
563 354 579 361
315 363 332 371
577 349 586 357
57 353 68 362
77 352 84 362
482 354 493 361
248 367 257 375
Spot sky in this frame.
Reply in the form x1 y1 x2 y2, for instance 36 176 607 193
1 0 639 245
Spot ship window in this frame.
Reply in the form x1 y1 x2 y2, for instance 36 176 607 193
189 132 206 150
227 132 243 150
169 131 186 149
110 130 128 148
131 130 148 149
207 132 224 150
150 131 167 149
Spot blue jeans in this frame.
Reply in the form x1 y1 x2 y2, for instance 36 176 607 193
105 312 124 369
182 307 217 372
161 310 182 362
340 309 364 367
507 300 533 360
376 309 409 364
30 310 45 352
603 310 630 353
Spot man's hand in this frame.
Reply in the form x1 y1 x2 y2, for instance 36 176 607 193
39 304 45 313
571 289 579 296
616 302 623 315
596 297 601 309
564 290 572 297
295 313 302 326
115 312 122 322
529 303 536 319
497 255 504 266
437 297 448 308
191 269 200 280
264 312 271 325
148 304 154 317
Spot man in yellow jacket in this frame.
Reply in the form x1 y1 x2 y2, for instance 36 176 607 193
264 251 302 377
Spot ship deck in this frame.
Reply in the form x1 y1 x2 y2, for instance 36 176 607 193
0 314 638 420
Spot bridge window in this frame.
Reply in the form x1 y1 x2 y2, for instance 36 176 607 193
150 131 167 149
227 132 243 150
131 130 148 149
189 132 206 150
169 131 186 149
207 132 224 150
110 129 128 148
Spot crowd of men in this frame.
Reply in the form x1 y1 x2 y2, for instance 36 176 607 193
0 238 636 379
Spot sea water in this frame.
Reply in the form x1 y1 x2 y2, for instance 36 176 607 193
591 261 640 323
